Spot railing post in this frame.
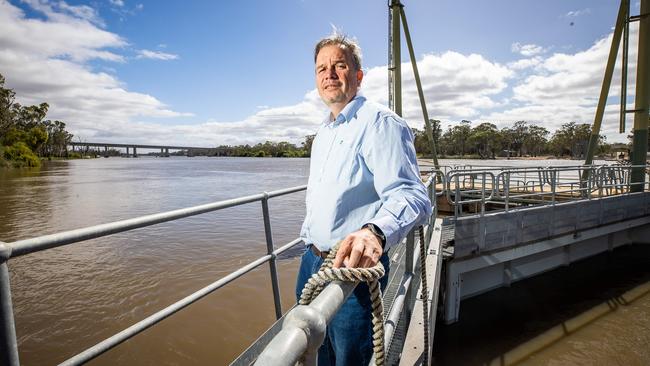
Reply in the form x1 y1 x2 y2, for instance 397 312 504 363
504 172 510 212
551 169 557 205
454 174 461 218
404 230 415 322
0 242 19 366
587 167 594 199
480 173 486 216
426 175 435 246
261 193 282 320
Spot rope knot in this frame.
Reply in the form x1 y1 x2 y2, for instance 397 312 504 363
298 242 386 365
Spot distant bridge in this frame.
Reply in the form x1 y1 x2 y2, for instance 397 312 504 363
69 142 223 157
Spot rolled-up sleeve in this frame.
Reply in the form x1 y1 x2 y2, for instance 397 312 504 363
362 114 433 249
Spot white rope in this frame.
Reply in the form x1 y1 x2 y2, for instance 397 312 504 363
299 242 386 365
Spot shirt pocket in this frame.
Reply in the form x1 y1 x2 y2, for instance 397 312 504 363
322 140 358 184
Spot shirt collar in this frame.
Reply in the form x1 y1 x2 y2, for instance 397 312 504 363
323 95 366 127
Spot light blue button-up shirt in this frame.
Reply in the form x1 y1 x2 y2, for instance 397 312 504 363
300 95 432 251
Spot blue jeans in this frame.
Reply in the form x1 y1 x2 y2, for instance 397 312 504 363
295 246 389 366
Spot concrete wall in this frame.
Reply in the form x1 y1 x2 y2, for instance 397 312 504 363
452 192 650 259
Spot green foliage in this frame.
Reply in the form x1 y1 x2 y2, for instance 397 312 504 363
0 72 73 168
210 136 312 158
2 127 25 146
468 122 500 158
26 125 48 151
2 142 41 167
548 122 593 158
413 119 606 159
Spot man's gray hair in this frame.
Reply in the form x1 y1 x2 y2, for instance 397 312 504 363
314 31 363 71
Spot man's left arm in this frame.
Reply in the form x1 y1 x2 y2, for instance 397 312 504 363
333 115 433 268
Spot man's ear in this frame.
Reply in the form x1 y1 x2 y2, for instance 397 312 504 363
356 69 364 84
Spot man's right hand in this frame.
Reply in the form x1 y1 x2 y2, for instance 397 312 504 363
332 228 383 269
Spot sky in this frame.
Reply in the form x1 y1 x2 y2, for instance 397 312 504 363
0 0 643 147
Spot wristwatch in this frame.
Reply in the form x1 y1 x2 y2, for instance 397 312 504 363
363 223 386 247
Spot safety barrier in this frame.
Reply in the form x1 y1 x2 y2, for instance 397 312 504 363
0 185 306 366
1 171 439 366
250 175 439 365
442 164 649 218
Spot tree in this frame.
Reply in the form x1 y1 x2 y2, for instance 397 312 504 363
524 125 549 157
0 74 16 134
441 120 472 156
549 122 597 158
412 128 428 155
0 72 74 166
469 122 500 159
412 120 442 157
301 134 315 157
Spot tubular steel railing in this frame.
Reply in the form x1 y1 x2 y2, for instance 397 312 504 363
0 185 307 366
1 171 439 366
443 164 649 219
254 174 439 366
253 164 649 365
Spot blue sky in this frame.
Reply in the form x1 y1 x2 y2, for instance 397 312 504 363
0 0 641 146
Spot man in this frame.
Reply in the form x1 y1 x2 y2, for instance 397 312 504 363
296 32 432 365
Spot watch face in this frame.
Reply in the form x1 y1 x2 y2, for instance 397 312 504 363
366 224 385 241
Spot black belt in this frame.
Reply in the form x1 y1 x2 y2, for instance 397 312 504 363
310 245 330 259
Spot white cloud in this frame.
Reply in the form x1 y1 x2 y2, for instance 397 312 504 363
565 8 591 18
0 0 191 142
0 1 125 62
136 49 179 60
361 51 512 130
120 23 638 145
481 24 639 143
1 0 640 146
22 0 106 27
93 90 327 147
110 0 125 7
508 57 542 70
511 42 545 57
1 0 514 147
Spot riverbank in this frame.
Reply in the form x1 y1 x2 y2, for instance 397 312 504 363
0 153 89 169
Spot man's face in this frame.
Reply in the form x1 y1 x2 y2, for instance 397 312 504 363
315 45 363 109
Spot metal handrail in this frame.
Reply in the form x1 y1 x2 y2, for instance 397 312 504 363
0 185 307 366
444 164 649 218
252 178 438 365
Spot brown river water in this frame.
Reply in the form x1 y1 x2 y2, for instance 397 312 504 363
1 157 648 365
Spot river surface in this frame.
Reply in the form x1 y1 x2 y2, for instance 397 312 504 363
1 157 648 365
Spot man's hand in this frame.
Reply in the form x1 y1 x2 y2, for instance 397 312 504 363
333 228 383 268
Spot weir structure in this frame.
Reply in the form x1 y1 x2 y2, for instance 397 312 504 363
1 1 649 365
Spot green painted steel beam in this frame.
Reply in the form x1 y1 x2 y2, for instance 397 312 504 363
583 0 627 171
389 0 402 116
630 0 650 192
620 0 630 133
400 7 440 170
